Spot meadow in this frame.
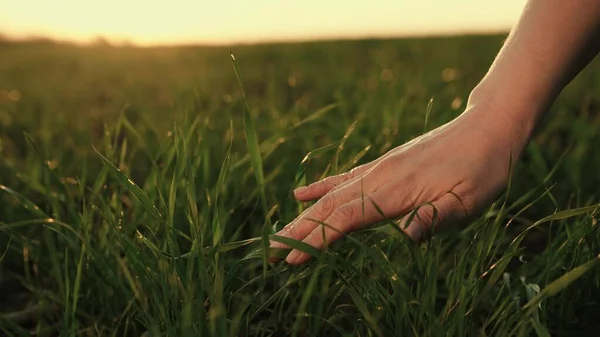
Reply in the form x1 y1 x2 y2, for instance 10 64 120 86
0 34 599 336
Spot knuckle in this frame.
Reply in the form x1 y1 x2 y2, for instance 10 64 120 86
450 188 476 216
407 206 432 226
330 203 358 222
316 194 338 215
346 168 362 180
312 177 337 192
458 193 476 216
330 180 349 193
424 204 441 224
348 166 360 177
409 205 434 226
327 172 351 188
338 171 352 181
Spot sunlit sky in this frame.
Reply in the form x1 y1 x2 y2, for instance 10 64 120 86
0 0 527 46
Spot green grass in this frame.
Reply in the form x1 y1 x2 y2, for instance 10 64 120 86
0 34 599 336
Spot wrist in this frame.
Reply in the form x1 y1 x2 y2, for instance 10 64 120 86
463 78 546 159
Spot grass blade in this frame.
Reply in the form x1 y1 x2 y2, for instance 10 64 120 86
0 185 48 218
230 53 265 200
93 145 163 221
523 254 600 313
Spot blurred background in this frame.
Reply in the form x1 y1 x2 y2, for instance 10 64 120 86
3 0 597 216
1 0 527 45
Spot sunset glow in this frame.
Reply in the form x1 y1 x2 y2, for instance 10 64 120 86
0 0 527 45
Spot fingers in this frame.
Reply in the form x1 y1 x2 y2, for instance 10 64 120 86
293 163 375 201
398 192 467 244
286 188 414 264
285 193 385 264
269 207 312 249
274 177 372 250
286 191 467 264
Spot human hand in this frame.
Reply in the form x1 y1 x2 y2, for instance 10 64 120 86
271 103 529 264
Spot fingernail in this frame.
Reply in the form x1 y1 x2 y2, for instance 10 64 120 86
294 186 308 194
286 250 301 264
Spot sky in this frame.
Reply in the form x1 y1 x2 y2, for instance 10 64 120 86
0 0 527 46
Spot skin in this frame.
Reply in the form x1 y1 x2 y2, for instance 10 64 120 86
271 0 600 265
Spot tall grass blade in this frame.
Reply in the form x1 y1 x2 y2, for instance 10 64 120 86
93 145 163 221
230 53 266 208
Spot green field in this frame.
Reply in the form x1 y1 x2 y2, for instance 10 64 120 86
0 34 599 336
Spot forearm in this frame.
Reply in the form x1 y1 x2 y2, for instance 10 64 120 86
468 0 600 146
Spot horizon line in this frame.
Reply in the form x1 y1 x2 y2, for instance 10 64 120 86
0 27 512 48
